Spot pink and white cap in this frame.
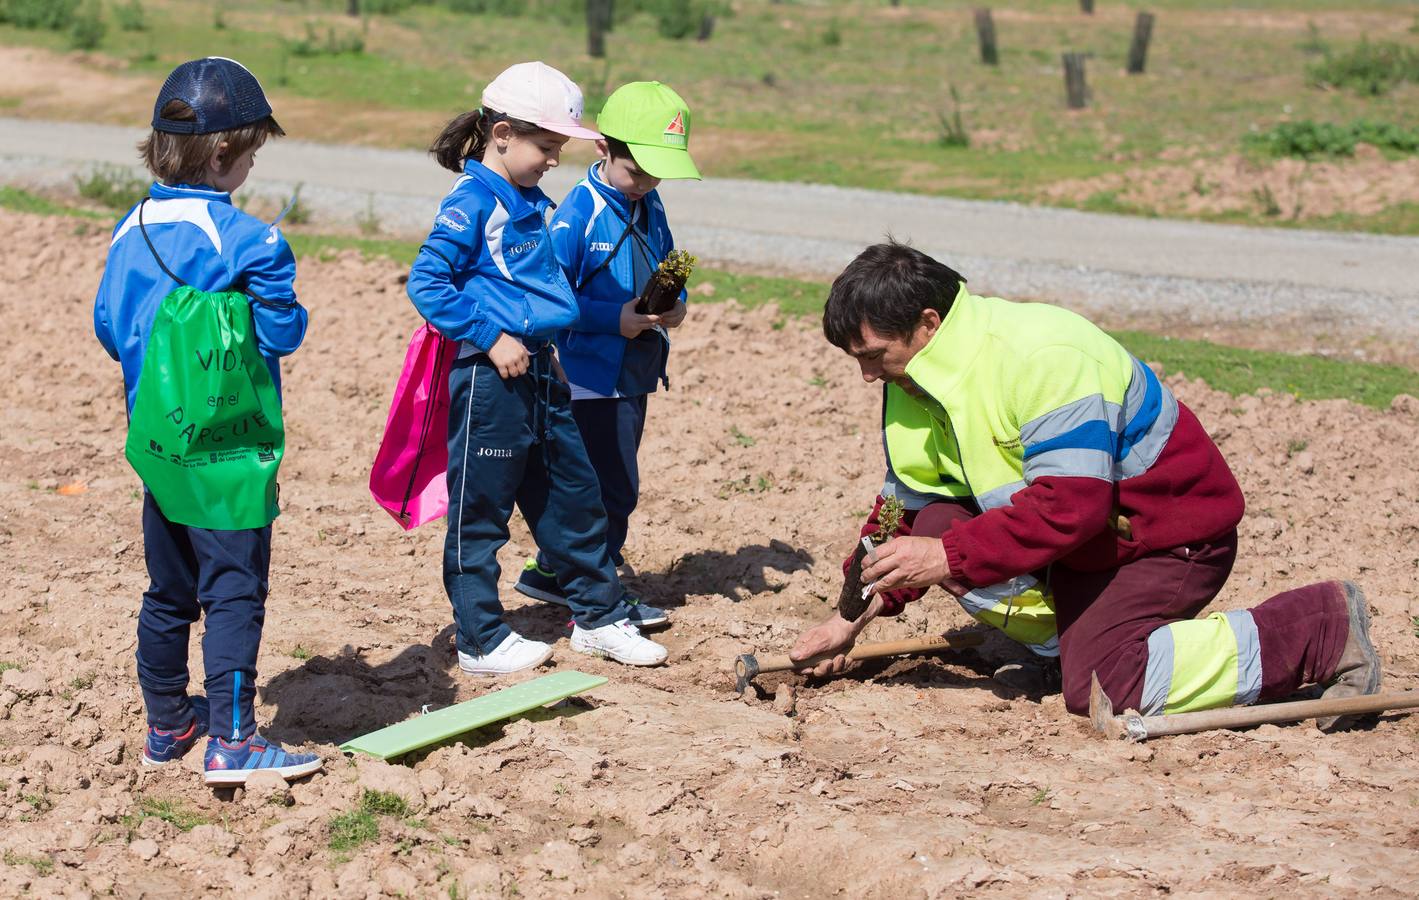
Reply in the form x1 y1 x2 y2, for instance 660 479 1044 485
481 62 602 141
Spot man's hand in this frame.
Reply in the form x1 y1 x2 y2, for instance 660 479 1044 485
789 595 883 677
789 613 859 677
620 299 661 339
659 300 687 329
487 332 529 379
860 535 967 597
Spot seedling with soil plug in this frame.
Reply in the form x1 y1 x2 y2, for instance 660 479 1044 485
838 495 906 622
635 249 695 315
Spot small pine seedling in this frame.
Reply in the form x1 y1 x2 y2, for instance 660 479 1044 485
873 496 906 544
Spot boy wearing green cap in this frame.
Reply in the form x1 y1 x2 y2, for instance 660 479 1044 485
516 81 700 615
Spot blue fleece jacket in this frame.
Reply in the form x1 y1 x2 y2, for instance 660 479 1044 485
550 163 681 398
93 182 308 412
406 159 579 352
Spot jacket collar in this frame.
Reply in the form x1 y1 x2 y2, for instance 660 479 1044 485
903 284 982 404
586 162 660 224
463 158 553 219
150 182 232 204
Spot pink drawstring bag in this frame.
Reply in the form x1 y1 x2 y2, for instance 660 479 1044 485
370 324 456 529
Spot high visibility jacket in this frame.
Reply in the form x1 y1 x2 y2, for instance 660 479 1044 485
878 286 1245 657
883 284 1244 579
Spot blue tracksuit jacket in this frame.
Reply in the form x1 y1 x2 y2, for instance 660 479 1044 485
551 163 682 397
407 159 579 352
93 182 308 412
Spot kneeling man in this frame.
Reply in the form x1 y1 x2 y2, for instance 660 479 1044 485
791 242 1380 730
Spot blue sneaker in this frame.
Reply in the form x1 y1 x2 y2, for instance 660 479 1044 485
625 594 669 629
204 735 323 786
142 695 210 767
514 559 569 606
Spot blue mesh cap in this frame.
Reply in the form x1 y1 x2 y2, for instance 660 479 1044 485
152 57 274 135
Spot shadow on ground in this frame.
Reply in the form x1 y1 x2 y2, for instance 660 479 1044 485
261 625 460 746
630 539 817 607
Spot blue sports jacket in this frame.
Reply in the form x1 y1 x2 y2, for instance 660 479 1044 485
407 159 579 353
550 163 681 397
93 182 308 412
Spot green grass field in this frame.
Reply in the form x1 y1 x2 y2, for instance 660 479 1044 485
3 1 1417 232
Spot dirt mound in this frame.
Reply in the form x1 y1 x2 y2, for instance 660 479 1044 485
1 210 1416 896
1044 146 1419 222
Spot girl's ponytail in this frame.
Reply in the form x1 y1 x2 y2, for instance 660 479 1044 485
429 106 548 173
430 108 490 173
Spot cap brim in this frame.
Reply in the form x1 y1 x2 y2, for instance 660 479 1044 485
627 142 702 180
540 121 602 140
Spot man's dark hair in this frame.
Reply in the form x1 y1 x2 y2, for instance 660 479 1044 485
822 241 966 350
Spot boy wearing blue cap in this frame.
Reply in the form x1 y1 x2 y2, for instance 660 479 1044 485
93 57 321 785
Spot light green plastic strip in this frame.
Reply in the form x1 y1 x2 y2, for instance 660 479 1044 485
339 671 608 760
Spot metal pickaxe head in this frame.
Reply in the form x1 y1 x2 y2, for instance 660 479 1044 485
733 654 760 696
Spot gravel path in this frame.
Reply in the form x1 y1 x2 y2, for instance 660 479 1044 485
5 116 1417 341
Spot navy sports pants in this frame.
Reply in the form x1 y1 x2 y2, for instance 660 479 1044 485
443 348 631 656
138 492 268 739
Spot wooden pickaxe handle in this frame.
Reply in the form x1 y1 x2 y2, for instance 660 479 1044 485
1090 673 1419 741
733 631 985 694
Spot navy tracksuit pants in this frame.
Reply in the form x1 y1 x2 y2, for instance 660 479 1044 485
568 394 648 567
138 492 267 739
443 348 631 656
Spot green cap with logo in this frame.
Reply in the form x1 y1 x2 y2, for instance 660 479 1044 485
596 81 701 181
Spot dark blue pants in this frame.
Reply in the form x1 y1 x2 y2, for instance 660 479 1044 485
444 349 630 656
555 394 648 568
138 492 268 739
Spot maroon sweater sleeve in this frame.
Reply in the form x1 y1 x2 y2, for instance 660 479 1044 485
938 402 1245 585
940 476 1115 587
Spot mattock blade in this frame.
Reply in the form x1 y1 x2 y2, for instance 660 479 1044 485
1089 671 1126 740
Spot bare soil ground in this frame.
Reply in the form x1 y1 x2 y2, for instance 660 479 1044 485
2 210 1418 897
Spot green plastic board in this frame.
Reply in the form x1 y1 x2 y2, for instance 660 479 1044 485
340 670 608 760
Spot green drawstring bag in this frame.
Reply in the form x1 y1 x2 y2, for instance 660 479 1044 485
123 200 283 530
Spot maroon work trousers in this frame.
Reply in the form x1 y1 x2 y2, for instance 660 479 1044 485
911 502 1350 715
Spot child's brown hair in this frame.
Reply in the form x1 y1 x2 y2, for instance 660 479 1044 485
138 99 285 186
428 107 546 173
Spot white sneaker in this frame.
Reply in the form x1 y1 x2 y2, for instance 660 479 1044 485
570 619 668 666
457 631 553 676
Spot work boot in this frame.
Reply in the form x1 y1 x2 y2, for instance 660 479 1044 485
1316 581 1382 732
993 657 1062 694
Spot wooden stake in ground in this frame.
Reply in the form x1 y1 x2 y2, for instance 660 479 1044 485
974 9 999 67
1088 673 1419 742
586 0 612 58
1127 11 1156 75
733 631 985 695
1063 52 1089 109
1079 0 1095 14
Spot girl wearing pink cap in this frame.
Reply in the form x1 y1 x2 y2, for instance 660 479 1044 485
405 62 670 675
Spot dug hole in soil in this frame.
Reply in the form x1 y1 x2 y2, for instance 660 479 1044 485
1 210 1417 897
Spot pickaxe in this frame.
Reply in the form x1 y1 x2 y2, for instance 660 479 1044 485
1088 672 1419 741
733 631 986 695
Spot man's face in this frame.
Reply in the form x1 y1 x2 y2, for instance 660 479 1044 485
845 310 941 394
